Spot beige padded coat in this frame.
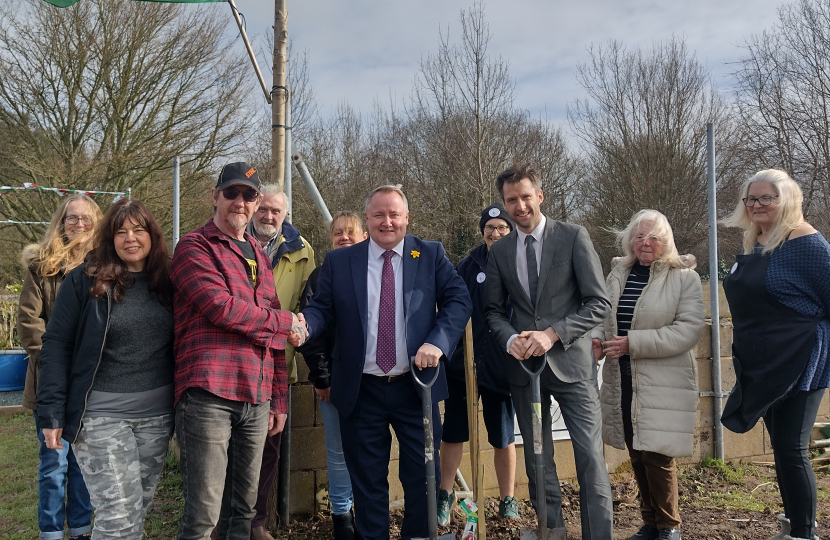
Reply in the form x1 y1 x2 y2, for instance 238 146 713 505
594 255 704 458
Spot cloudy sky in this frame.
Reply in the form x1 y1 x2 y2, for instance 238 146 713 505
219 0 786 125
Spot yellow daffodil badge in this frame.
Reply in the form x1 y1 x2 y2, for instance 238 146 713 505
410 250 420 258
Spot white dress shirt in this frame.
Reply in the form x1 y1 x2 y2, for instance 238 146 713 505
506 215 546 354
364 238 410 375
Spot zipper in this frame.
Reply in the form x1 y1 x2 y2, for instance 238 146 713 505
74 289 112 444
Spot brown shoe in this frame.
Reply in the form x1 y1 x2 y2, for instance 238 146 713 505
251 526 275 540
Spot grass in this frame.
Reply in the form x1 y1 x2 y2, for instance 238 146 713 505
0 413 40 540
0 412 184 540
680 458 770 512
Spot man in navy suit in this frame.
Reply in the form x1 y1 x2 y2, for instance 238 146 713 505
300 185 472 540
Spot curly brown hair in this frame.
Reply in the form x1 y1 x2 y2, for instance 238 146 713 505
86 199 172 305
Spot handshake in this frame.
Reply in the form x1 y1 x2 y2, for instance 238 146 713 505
288 313 309 347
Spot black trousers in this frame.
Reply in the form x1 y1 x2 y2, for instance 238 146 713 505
764 388 824 539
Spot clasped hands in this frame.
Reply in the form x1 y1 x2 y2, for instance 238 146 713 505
594 335 629 361
509 327 559 360
288 313 309 347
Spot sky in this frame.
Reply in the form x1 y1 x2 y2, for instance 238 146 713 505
215 0 787 128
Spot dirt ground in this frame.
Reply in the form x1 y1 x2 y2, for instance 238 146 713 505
263 459 830 539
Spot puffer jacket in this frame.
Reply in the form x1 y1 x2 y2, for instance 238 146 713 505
17 247 63 410
594 255 704 458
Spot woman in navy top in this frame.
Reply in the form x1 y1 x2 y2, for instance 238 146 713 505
722 169 830 540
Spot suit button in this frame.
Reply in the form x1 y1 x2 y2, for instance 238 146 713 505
536 317 541 321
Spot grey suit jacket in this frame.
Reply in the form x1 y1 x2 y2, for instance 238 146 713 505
484 217 611 385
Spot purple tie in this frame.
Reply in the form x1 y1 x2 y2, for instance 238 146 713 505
376 250 396 374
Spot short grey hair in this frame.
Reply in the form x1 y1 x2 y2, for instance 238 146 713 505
260 183 284 199
364 184 409 213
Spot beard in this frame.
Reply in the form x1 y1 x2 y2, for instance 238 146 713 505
226 213 248 231
254 221 279 238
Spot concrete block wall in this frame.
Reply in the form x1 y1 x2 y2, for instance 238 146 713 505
286 317 830 515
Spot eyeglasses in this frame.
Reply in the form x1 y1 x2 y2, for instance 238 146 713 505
742 195 778 207
65 215 93 225
484 225 510 234
222 187 259 203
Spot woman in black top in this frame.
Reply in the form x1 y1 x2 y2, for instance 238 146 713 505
38 199 175 540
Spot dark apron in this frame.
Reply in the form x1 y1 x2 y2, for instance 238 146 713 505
721 251 818 433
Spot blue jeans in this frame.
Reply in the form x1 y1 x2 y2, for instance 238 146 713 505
319 399 354 516
35 415 93 540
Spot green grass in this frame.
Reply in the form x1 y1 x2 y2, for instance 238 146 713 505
0 413 40 540
699 456 748 485
0 412 184 540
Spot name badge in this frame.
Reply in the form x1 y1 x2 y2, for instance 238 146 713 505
730 262 738 274
476 272 486 283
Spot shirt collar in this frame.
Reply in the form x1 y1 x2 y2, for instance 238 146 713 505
516 215 547 245
368 237 405 260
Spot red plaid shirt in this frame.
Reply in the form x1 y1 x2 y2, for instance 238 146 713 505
171 219 294 414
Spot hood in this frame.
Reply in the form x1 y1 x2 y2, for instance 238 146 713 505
20 244 40 268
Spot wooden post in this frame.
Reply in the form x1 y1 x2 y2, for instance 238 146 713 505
463 320 486 539
271 0 288 189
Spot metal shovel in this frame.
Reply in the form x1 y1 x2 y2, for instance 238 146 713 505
517 356 567 540
410 357 455 540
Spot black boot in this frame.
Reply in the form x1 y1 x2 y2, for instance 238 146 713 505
332 509 358 540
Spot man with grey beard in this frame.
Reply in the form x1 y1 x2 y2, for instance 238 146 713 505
245 184 315 540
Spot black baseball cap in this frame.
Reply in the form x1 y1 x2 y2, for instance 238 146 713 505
216 162 261 193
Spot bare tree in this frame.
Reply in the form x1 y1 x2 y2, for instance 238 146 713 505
734 0 830 231
569 37 744 270
0 0 254 282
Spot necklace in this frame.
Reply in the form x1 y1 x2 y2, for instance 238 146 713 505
631 264 650 277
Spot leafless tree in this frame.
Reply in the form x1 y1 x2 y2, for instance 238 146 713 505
734 0 830 232
0 0 254 281
569 37 745 271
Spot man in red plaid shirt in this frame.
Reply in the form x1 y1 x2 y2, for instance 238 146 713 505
171 162 307 540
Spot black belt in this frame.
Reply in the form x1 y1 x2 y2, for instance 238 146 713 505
365 371 411 383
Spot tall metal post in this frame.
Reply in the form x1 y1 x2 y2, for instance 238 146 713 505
173 157 180 249
707 123 725 461
284 86 292 223
292 153 333 223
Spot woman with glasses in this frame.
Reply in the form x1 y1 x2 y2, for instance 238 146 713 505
297 211 367 539
593 209 703 540
38 199 175 540
722 170 830 540
437 202 520 526
18 194 103 540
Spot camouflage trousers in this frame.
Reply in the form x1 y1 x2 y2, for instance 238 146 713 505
73 414 174 540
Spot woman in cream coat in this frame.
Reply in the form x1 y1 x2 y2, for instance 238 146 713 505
593 209 704 540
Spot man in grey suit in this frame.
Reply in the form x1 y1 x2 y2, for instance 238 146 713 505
484 163 613 539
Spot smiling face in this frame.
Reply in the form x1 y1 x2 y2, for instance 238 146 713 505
483 218 510 250
212 184 261 236
114 217 152 272
632 220 664 266
331 216 367 249
253 191 287 241
501 178 544 233
63 199 95 244
745 181 780 231
365 191 409 250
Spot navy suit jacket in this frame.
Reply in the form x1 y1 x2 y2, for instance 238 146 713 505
302 234 472 418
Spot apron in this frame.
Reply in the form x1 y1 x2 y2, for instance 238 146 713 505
721 251 818 433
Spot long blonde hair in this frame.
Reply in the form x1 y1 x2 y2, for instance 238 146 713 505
22 195 104 277
721 169 805 254
615 209 690 269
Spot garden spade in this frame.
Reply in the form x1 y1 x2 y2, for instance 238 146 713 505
518 356 567 540
410 357 455 540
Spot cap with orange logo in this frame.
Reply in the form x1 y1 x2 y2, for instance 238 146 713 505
216 162 261 193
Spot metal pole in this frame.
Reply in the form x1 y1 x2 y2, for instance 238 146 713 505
292 153 332 223
227 0 271 104
276 387 292 527
284 86 292 223
707 122 725 461
173 157 180 249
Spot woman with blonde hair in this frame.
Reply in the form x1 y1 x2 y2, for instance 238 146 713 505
18 194 102 540
722 169 830 540
297 211 367 539
593 209 704 540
